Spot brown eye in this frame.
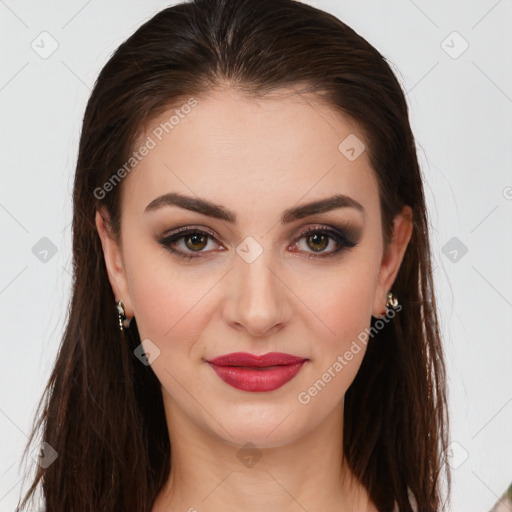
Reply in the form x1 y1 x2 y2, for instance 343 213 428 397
305 232 329 252
158 228 222 260
184 233 208 251
159 223 360 261
291 226 360 259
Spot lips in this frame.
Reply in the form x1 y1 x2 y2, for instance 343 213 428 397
206 352 308 392
208 351 307 367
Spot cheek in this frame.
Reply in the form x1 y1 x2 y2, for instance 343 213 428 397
302 261 376 344
297 262 376 395
123 241 219 358
129 271 212 349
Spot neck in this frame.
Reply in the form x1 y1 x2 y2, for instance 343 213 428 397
152 391 376 512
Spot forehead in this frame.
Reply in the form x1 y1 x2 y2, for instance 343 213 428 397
121 87 380 224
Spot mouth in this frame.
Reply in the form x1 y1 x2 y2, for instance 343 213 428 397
206 352 309 392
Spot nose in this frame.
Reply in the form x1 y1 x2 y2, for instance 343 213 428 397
223 247 292 338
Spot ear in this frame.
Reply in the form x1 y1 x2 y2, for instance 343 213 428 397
95 207 134 319
371 205 413 317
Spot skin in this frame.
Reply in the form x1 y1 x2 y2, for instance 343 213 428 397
96 86 413 512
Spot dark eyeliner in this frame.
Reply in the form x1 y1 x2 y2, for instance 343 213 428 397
158 227 220 261
291 223 361 259
157 222 361 260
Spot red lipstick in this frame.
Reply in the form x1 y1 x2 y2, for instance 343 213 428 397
206 352 308 392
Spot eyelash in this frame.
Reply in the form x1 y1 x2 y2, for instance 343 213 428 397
158 224 360 261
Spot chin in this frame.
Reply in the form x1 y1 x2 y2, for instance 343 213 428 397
206 409 309 449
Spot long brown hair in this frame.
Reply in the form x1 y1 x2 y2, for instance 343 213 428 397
16 1 451 510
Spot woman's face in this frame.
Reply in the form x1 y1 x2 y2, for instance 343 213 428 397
97 87 412 448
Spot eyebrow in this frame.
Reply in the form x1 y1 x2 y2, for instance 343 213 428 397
144 192 365 223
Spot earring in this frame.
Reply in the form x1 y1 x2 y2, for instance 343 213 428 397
116 300 127 332
380 291 399 318
386 291 399 309
373 291 399 319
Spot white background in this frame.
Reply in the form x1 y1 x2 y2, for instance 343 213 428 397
1 1 511 511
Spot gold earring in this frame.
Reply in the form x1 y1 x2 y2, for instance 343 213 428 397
386 291 399 309
375 291 399 319
116 300 127 332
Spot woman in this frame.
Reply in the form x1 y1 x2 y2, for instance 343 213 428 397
17 0 450 510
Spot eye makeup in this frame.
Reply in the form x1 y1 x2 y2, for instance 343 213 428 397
156 221 362 262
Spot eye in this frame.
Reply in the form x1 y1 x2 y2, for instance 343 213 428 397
289 225 360 259
158 227 223 261
158 223 360 261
